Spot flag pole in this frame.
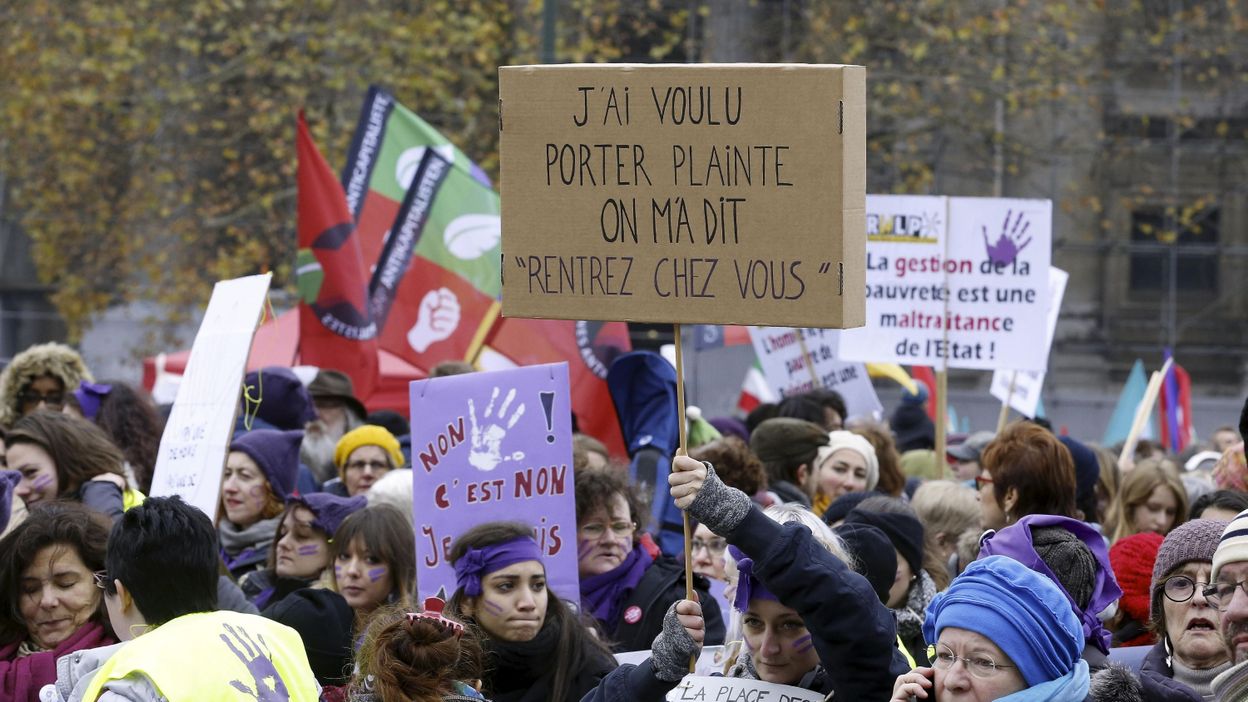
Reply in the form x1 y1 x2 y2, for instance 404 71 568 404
996 371 1017 432
673 322 697 673
464 301 502 367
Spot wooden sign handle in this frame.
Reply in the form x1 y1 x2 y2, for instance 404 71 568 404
672 323 697 673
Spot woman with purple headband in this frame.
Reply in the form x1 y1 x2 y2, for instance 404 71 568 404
446 521 616 702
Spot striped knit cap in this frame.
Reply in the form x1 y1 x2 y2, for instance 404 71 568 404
1211 509 1248 583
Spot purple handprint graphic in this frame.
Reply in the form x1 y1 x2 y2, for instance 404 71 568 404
221 622 290 701
983 209 1033 265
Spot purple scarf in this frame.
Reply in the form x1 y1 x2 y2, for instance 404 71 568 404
580 544 653 631
729 545 778 612
979 514 1123 654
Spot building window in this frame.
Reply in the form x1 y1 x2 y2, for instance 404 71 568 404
1128 206 1219 293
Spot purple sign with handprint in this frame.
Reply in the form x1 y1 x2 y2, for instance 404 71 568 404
840 195 1051 372
410 362 578 602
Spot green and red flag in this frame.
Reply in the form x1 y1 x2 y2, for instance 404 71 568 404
340 86 501 371
295 112 379 397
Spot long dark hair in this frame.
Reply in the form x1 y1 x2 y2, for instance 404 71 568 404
0 501 112 645
6 411 124 496
91 382 163 494
446 521 614 702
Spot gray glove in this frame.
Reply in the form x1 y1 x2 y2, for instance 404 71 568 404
686 461 753 536
651 601 701 682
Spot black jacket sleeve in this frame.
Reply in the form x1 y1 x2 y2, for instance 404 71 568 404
77 481 124 522
728 505 911 700
577 660 674 702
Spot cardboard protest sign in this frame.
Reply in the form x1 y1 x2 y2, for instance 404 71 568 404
410 363 578 602
498 63 866 328
748 326 882 420
150 274 272 517
667 675 823 702
839 195 1052 371
990 267 1068 417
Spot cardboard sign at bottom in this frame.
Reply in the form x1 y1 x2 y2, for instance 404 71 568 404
667 675 823 702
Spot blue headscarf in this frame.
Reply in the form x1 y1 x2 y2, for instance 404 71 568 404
924 555 1084 688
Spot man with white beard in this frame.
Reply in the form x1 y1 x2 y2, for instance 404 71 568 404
301 369 365 484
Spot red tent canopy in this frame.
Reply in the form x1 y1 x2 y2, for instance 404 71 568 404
141 309 424 415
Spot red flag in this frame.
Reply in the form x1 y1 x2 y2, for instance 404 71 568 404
910 365 938 420
477 318 631 459
295 112 379 399
1158 361 1194 452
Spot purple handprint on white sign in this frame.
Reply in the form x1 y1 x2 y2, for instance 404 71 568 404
983 209 1033 265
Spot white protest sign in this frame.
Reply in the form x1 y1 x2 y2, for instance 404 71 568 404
667 675 823 702
616 645 736 677
151 274 272 517
747 327 882 420
839 195 1051 371
990 267 1068 417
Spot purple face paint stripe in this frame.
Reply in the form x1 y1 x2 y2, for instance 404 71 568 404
482 600 504 615
793 634 815 653
31 474 53 489
297 545 319 556
577 540 595 560
367 567 387 582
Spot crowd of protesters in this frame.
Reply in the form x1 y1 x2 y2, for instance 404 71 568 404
6 341 1248 701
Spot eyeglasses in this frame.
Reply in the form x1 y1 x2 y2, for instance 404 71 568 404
1164 575 1212 604
974 474 994 491
927 644 1013 678
92 570 109 591
345 459 390 473
18 390 64 410
580 521 636 539
691 537 728 555
1203 580 1248 610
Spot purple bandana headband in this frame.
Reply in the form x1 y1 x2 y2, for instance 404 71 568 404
74 381 112 421
729 545 778 612
454 536 544 597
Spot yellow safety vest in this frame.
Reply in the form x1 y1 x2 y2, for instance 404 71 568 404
122 489 145 511
82 610 319 701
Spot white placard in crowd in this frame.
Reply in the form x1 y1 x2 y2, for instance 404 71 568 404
666 675 824 702
748 326 882 420
616 645 734 678
150 274 272 517
990 267 1068 418
839 195 1052 372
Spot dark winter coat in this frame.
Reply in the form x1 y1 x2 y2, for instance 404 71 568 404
574 660 672 702
728 506 910 699
604 551 725 653
1137 641 1204 702
483 618 615 702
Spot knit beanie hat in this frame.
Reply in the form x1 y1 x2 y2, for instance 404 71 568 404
844 506 924 577
229 429 303 501
333 425 404 474
822 491 872 526
834 521 896 603
288 493 368 539
1211 509 1248 583
924 555 1084 687
818 431 880 492
0 471 20 534
263 588 354 686
1059 436 1101 514
1151 519 1224 622
979 515 1123 654
1109 531 1164 626
686 406 723 451
243 367 316 431
891 397 935 453
749 418 829 476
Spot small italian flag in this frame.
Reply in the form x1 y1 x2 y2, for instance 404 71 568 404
737 362 778 413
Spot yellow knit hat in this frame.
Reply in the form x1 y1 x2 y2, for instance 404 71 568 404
334 425 404 475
